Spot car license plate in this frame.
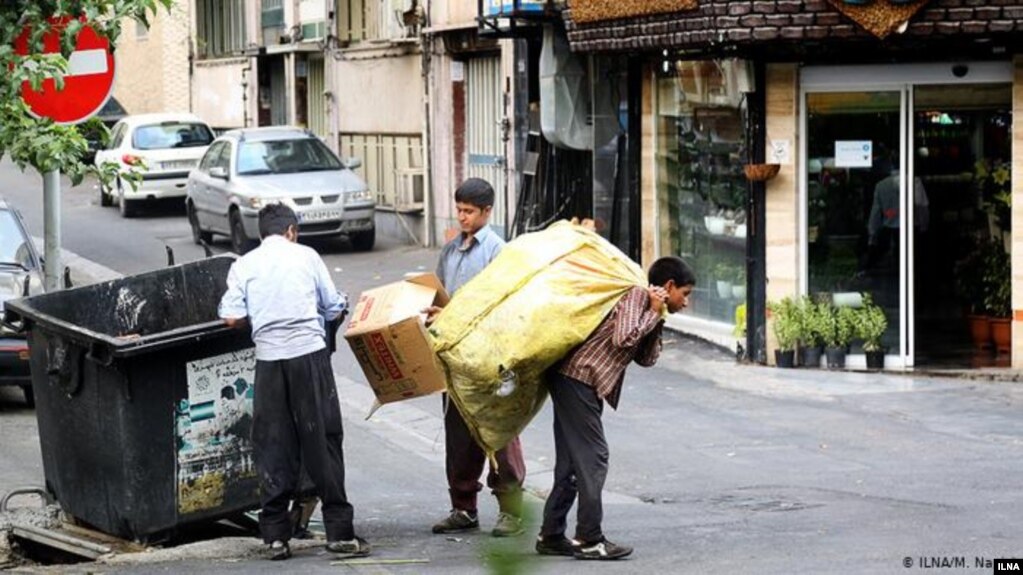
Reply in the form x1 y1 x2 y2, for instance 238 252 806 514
299 210 342 223
162 160 195 170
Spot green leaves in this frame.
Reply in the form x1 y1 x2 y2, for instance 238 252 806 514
0 0 172 177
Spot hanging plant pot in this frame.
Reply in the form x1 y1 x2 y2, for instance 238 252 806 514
775 349 796 368
825 346 847 369
991 318 1011 354
800 345 823 368
967 315 992 349
743 163 781 182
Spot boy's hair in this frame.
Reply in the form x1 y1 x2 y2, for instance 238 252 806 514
454 178 495 209
258 203 298 238
648 256 696 287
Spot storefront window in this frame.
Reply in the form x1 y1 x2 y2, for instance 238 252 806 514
656 59 749 324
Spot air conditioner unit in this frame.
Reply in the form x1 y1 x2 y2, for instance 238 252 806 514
396 168 425 211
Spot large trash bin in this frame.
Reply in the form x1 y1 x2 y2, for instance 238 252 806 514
3 256 264 542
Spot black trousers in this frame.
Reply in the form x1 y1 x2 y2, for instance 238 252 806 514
540 372 608 544
252 348 354 543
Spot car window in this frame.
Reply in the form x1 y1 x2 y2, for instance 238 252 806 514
236 138 342 175
199 142 225 171
108 123 126 150
132 122 214 150
214 142 233 171
0 210 35 270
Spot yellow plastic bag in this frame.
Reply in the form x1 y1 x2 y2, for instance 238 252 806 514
428 221 647 455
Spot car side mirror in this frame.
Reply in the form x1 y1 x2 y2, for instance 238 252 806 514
210 166 229 180
343 157 362 170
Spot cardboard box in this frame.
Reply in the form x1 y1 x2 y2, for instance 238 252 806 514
344 273 449 408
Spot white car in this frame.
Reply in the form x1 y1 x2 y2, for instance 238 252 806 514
186 127 376 254
94 113 215 217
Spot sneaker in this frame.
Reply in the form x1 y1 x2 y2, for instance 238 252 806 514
432 509 479 534
491 512 524 537
326 536 371 557
573 537 633 560
535 534 578 556
267 540 291 561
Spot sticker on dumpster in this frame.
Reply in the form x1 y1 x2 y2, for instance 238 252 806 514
176 348 258 515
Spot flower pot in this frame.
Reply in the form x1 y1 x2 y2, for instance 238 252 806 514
800 345 823 368
967 315 992 349
991 318 1012 354
743 163 781 182
704 216 727 235
732 284 746 300
716 281 733 299
775 349 795 368
825 346 847 369
865 349 886 370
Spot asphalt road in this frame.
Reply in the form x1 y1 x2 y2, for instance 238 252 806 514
2 159 1023 574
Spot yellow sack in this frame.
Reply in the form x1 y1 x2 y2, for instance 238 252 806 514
428 221 647 455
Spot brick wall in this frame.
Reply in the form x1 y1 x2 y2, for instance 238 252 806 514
566 0 1023 54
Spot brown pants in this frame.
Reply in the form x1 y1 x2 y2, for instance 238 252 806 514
443 394 526 514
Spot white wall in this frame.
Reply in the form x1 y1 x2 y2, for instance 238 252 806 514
192 58 250 128
333 52 424 134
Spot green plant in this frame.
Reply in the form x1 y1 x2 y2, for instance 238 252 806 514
822 302 857 349
856 294 888 352
733 303 747 338
798 295 829 349
768 297 800 351
982 239 1011 318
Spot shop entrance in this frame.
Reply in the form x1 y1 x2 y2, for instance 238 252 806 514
801 64 1012 368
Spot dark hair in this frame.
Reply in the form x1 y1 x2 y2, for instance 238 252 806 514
258 203 298 238
454 178 495 209
648 256 696 287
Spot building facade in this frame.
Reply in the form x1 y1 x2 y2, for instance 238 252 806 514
110 1 191 115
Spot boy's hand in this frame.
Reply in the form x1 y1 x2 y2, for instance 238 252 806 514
647 286 668 314
422 305 443 326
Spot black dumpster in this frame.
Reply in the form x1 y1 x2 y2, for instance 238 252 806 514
3 256 264 542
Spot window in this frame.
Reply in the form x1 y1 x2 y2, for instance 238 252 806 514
108 123 126 150
199 142 226 171
339 133 423 207
196 0 247 58
237 138 341 175
336 0 409 42
132 123 214 150
655 59 749 325
0 210 35 270
135 19 148 40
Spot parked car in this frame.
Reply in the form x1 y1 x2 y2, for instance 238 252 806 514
80 96 127 164
0 199 44 406
95 113 215 218
186 127 376 254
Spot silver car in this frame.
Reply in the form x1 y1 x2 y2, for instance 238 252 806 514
0 199 44 406
186 127 376 254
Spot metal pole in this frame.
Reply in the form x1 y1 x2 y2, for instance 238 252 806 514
43 169 61 292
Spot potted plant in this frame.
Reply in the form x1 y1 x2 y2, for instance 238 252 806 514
857 294 888 370
955 245 991 349
982 240 1012 354
798 296 827 368
734 303 747 362
823 303 857 369
714 262 733 299
768 297 800 368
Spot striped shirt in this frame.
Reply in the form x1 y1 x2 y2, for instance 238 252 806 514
558 286 664 409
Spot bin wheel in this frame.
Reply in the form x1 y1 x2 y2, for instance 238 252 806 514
229 210 255 255
20 385 33 408
188 203 213 245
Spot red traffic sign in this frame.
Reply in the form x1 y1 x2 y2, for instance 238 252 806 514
13 17 116 125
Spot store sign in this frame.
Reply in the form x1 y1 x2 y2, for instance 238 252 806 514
835 140 873 168
483 0 546 16
824 0 932 39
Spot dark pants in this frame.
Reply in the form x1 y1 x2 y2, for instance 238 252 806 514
252 348 354 543
444 394 526 514
540 373 608 544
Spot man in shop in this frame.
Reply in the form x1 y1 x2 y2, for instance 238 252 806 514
866 157 929 270
424 178 528 538
535 256 695 561
218 203 370 561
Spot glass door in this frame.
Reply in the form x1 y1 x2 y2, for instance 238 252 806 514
804 89 906 366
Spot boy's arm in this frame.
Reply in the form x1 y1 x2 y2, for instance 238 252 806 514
611 287 663 349
314 254 348 321
218 264 248 327
634 322 664 367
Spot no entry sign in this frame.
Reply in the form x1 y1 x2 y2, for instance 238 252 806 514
13 17 116 125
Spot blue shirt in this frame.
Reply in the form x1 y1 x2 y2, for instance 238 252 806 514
436 225 504 294
218 235 347 361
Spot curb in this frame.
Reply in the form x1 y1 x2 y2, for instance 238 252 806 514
31 236 123 286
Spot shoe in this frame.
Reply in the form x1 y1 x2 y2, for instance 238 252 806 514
326 536 371 557
535 534 578 556
432 509 479 534
491 512 524 537
267 540 291 561
573 537 633 560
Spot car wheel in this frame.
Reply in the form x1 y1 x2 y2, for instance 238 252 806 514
99 181 113 207
21 385 34 408
350 228 375 252
188 202 213 245
229 210 256 255
118 179 137 218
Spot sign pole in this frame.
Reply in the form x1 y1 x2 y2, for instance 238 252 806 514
42 169 61 291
